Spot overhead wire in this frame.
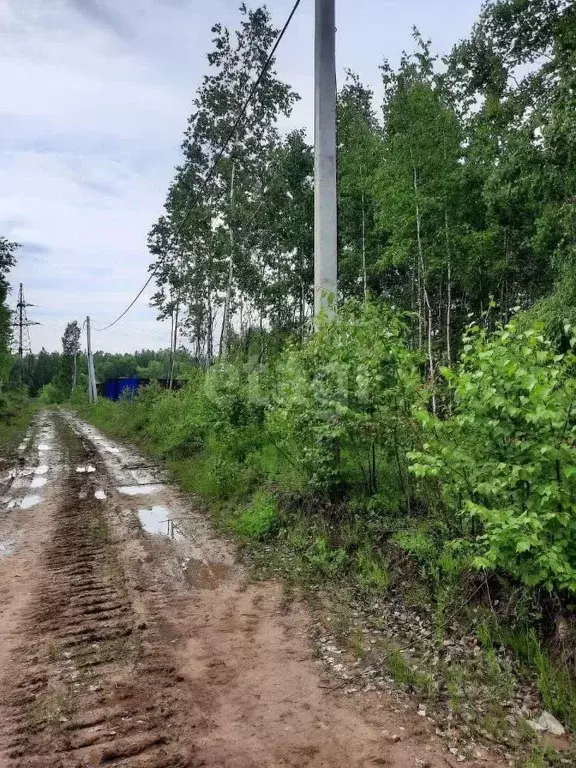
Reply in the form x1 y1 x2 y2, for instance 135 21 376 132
94 0 303 334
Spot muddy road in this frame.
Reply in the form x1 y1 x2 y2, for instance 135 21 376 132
0 410 495 768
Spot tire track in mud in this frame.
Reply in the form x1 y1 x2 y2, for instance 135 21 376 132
1 416 193 768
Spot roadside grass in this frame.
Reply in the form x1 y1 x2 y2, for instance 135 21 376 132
77 398 576 766
0 395 39 459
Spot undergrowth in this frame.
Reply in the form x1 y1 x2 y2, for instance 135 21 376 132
0 388 38 458
77 300 576 760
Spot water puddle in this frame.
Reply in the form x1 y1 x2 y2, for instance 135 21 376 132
183 559 232 590
35 465 49 475
38 444 51 452
8 495 43 510
31 476 47 489
137 505 176 537
95 489 107 500
0 539 16 558
118 484 164 496
76 465 96 474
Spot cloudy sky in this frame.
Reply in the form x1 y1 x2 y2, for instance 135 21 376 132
2 0 483 353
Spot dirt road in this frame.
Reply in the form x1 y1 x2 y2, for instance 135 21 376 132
0 410 495 768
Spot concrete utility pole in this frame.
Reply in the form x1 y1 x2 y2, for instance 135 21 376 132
314 0 337 318
86 316 97 403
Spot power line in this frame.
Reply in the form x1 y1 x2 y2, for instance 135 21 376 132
94 0 303 333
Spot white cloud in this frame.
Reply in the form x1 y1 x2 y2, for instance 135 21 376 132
2 0 482 353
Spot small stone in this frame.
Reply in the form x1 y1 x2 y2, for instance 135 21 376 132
418 705 427 717
537 711 565 736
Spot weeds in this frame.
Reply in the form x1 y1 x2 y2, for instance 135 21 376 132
384 647 436 699
231 491 280 541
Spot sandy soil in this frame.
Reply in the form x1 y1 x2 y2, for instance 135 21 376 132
0 410 504 768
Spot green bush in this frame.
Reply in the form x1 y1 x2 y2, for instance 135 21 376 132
268 300 421 495
232 491 280 541
38 382 64 404
354 544 390 591
144 377 208 457
303 536 348 578
410 319 576 593
0 386 29 421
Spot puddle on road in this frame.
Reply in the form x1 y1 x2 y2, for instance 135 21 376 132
183 559 232 590
118 484 164 496
30 476 47 489
8 495 43 510
95 489 107 500
137 505 175 537
35 465 49 475
76 465 96 474
0 539 16 558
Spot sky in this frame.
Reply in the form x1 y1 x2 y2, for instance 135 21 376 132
2 0 484 353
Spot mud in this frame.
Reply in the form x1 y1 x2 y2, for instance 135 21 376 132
0 410 506 768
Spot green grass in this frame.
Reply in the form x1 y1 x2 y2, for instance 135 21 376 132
0 395 39 458
77 392 576 751
384 647 436 698
231 491 280 541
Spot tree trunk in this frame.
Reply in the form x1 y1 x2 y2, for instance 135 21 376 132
444 209 452 367
207 292 214 364
361 166 368 301
413 167 436 413
168 307 175 382
220 160 236 358
169 301 179 389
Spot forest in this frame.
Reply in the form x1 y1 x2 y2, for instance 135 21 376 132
2 0 576 756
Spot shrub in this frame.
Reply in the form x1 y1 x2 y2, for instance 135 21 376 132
410 318 576 593
268 300 421 495
303 536 348 578
0 386 29 421
232 491 280 541
38 382 64 404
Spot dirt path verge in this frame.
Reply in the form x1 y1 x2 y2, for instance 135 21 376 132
0 410 505 768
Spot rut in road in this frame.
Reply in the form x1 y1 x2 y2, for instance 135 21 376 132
1 418 192 768
0 411 506 768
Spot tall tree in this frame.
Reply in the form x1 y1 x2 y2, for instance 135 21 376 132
59 321 82 394
0 237 19 386
376 35 465 382
337 72 384 301
149 4 299 358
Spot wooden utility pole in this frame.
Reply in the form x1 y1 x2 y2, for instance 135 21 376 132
314 0 337 318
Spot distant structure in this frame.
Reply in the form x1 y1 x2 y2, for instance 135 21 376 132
99 377 182 401
13 283 39 360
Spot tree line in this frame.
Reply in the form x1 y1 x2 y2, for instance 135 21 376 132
10 342 195 400
148 0 575 371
